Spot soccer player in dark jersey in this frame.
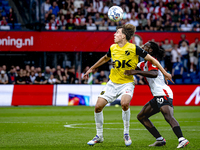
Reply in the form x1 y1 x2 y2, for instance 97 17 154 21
84 24 173 146
124 41 189 148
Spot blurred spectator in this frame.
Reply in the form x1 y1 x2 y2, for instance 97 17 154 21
41 0 51 19
48 74 60 84
180 20 193 31
101 77 108 85
60 1 69 16
30 71 36 84
178 34 189 47
162 39 173 72
126 15 139 27
0 70 8 84
49 1 60 17
144 19 153 31
86 19 97 30
0 16 10 30
179 41 189 72
66 19 75 30
45 18 58 30
138 13 147 27
24 72 32 84
97 70 107 84
172 57 184 82
171 44 181 65
99 20 108 30
44 66 52 81
94 13 102 29
16 72 25 84
2 65 7 72
99 2 109 14
61 75 68 84
8 66 16 84
7 8 17 29
35 72 47 84
57 15 67 30
54 70 63 81
189 38 200 72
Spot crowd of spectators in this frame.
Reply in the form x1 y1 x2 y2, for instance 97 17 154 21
42 0 200 31
0 2 18 30
1 34 200 85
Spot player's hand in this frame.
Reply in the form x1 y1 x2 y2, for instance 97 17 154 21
83 68 93 79
164 72 174 84
124 69 136 75
111 61 115 68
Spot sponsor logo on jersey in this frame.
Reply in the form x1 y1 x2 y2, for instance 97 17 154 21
114 60 132 68
125 50 130 56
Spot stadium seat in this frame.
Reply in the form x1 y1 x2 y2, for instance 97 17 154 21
4 6 11 14
14 23 22 29
1 11 6 16
182 72 190 79
192 78 200 84
183 79 192 84
2 1 9 6
7 23 13 29
0 6 3 11
175 79 183 84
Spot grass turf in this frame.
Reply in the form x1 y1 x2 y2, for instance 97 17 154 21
0 106 199 150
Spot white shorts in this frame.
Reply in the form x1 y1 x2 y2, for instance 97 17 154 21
190 56 198 65
98 80 135 103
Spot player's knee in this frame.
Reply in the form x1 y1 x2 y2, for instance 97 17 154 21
137 113 143 121
95 105 103 113
121 102 129 111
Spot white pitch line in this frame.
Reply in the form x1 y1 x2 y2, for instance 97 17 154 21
64 122 200 131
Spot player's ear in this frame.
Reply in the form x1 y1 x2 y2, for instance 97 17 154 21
149 48 153 53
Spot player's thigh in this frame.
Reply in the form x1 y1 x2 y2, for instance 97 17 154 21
138 102 156 118
95 97 108 113
121 94 132 106
160 105 174 118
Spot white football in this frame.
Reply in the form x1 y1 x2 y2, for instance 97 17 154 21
108 6 123 22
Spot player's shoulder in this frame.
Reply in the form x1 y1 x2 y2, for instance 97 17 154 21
110 44 117 49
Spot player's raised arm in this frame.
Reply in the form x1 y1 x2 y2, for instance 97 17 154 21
144 54 174 84
124 69 158 78
83 54 110 79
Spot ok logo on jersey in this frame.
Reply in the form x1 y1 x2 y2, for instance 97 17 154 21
114 59 132 68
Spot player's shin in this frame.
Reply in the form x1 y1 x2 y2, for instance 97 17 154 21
122 108 130 134
95 111 103 137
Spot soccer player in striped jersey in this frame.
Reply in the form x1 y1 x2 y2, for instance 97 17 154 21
124 41 189 148
84 24 173 146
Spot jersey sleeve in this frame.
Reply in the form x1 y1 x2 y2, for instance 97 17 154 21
137 61 144 71
147 61 158 71
106 48 111 57
136 45 148 58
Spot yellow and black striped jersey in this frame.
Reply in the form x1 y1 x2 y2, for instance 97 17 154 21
107 42 147 84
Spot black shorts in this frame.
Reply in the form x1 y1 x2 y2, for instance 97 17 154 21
149 96 173 113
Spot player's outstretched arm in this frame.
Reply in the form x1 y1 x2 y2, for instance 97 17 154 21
124 69 158 78
83 54 110 79
144 54 174 84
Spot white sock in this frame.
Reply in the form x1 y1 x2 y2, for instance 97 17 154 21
95 111 103 137
122 108 130 135
178 137 185 142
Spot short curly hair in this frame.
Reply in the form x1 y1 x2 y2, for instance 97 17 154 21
116 24 136 41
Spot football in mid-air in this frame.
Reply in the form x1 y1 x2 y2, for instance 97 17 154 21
108 6 123 22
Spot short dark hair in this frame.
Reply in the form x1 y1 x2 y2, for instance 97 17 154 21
149 41 165 61
116 24 136 41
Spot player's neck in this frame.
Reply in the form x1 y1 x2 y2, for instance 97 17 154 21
117 40 127 48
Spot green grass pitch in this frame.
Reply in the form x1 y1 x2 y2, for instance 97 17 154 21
0 106 199 150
